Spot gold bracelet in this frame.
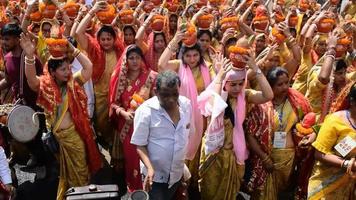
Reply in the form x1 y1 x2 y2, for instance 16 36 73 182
25 56 35 62
73 49 81 58
25 60 35 65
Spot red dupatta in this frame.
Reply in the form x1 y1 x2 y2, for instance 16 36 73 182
86 33 124 83
37 72 102 174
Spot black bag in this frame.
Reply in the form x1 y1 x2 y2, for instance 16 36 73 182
41 131 59 154
64 184 119 200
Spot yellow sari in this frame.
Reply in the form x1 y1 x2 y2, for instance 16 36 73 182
252 100 297 200
199 118 245 200
93 51 117 146
308 114 356 200
53 89 89 200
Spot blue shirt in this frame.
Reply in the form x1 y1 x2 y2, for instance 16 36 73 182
131 96 192 187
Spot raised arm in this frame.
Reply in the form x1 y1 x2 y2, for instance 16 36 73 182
135 12 155 53
318 31 338 84
20 33 40 92
245 51 274 104
76 1 107 51
68 42 93 83
157 30 184 72
279 22 301 76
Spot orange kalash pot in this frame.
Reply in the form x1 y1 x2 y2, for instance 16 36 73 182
182 24 197 47
128 0 138 7
166 2 179 13
209 0 222 7
143 1 155 13
277 0 285 5
330 0 340 5
40 3 57 19
45 38 68 59
335 37 352 58
151 15 165 32
294 112 316 145
271 27 286 44
130 93 145 110
228 46 249 69
119 9 135 25
317 18 336 33
30 11 42 23
253 5 269 31
220 16 239 32
196 0 208 8
197 14 214 29
96 4 116 25
274 11 285 23
150 0 161 6
63 2 80 18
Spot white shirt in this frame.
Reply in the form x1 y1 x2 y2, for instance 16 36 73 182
71 58 95 118
131 96 192 187
0 147 11 185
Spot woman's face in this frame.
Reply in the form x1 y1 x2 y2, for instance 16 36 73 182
272 73 289 98
315 40 327 56
183 49 200 68
198 33 211 52
225 79 245 98
154 34 166 53
124 27 135 45
255 37 266 54
42 23 52 38
51 62 71 83
169 15 178 31
334 68 346 87
268 55 281 68
127 51 142 71
99 31 115 51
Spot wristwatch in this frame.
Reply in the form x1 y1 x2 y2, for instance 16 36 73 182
255 68 262 75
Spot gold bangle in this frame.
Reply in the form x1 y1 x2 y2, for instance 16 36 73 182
73 49 81 57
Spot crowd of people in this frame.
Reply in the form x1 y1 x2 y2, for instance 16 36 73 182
0 0 355 199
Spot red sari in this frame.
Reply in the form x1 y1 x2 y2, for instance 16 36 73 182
109 47 157 192
245 88 313 199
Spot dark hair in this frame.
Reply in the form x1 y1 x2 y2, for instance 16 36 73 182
266 67 289 87
349 83 356 105
126 44 144 60
67 36 78 48
225 37 237 47
180 43 204 66
48 58 69 73
198 29 212 40
123 25 136 35
154 32 167 45
1 23 22 37
97 25 116 40
156 70 181 91
335 59 347 72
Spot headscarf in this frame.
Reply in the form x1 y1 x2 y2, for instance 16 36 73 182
108 45 149 118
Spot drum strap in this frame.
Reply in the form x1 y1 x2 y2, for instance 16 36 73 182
19 51 25 101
